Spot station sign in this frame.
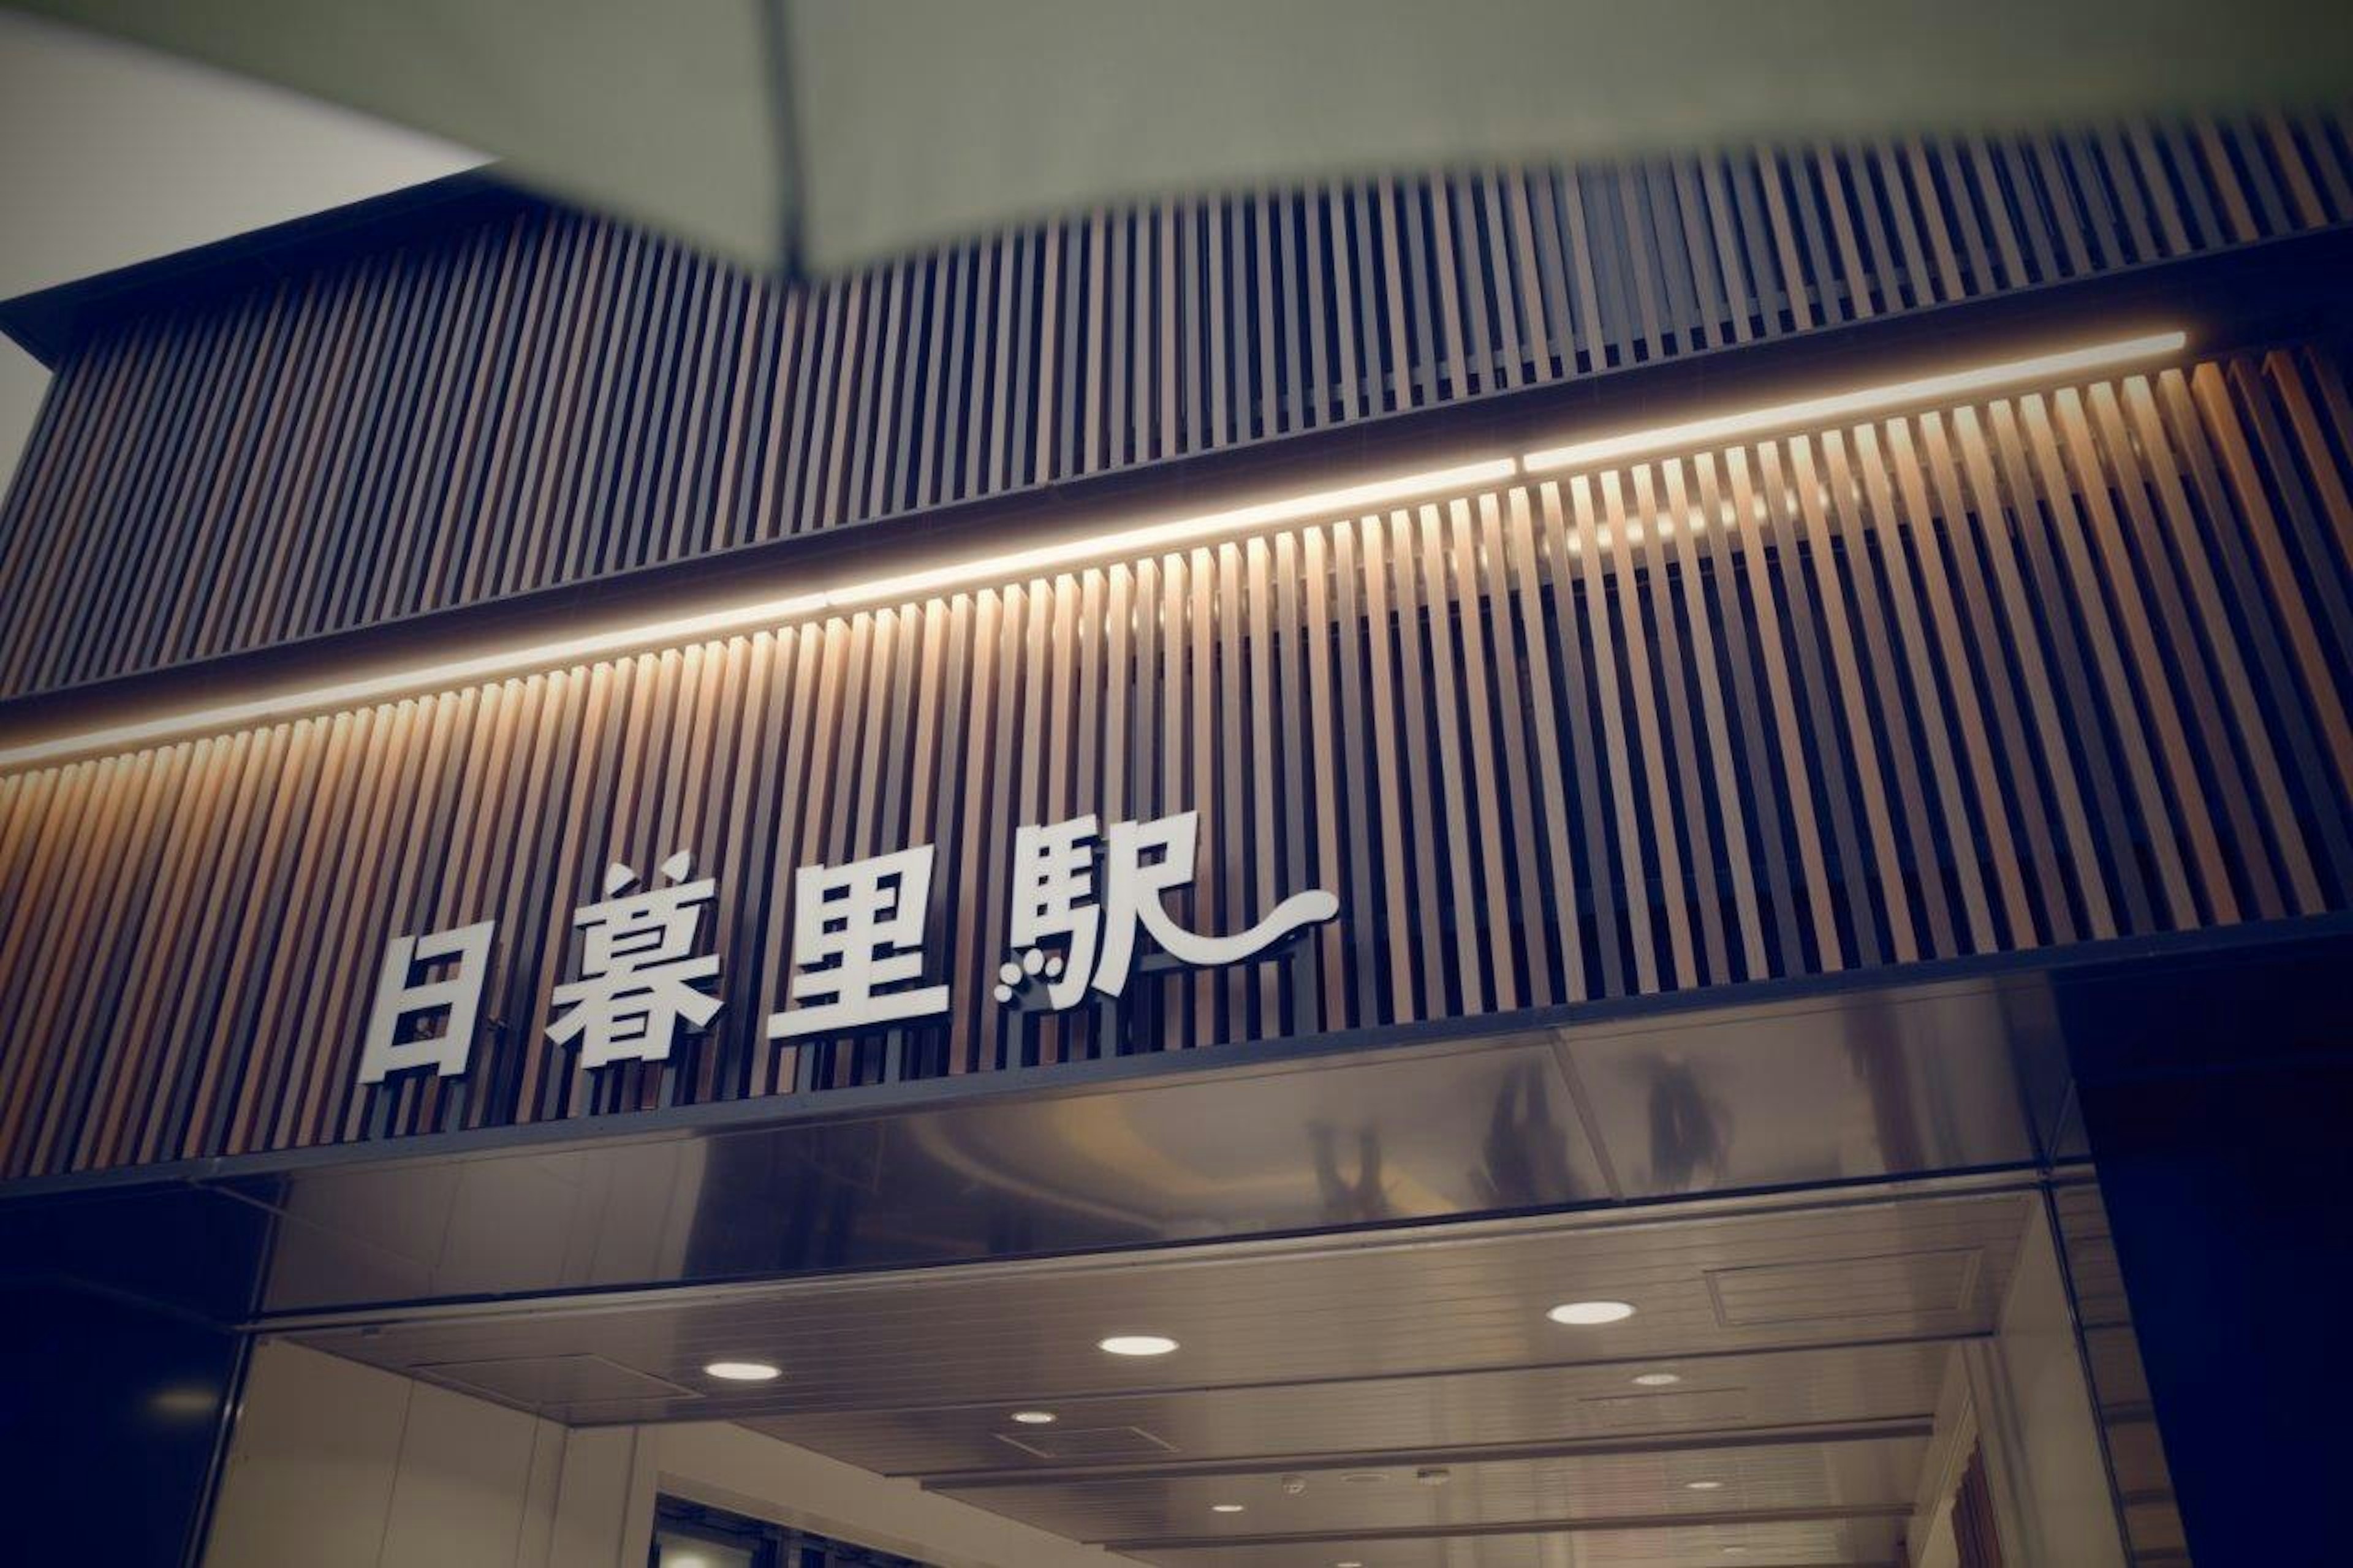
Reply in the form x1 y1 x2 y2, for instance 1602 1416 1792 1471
358 809 1336 1084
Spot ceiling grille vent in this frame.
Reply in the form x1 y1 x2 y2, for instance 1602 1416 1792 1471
993 1425 1176 1461
1707 1247 1985 1327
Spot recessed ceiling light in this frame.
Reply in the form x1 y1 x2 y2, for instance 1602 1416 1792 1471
702 1360 781 1382
1010 1410 1056 1425
1336 1561 1365 1567
1687 1479 1726 1491
1340 1472 1387 1485
1098 1334 1180 1357
1631 1371 1682 1387
1211 1503 1246 1514
1547 1300 1636 1325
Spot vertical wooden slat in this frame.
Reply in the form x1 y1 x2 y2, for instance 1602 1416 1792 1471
1471 491 1544 1004
1327 518 1384 1027
1834 426 1990 951
1572 473 1665 993
1982 400 2158 931
1659 460 1771 980
1417 501 1487 1013
2015 395 2202 926
1876 420 2039 947
1355 513 1417 1021
1715 449 1840 972
29 116 2353 698
1299 527 1349 1028
1626 464 1731 984
1497 488 1586 999
13 310 2353 1175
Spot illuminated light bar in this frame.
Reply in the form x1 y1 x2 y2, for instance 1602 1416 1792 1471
1520 330 2188 475
0 330 2188 771
822 458 1518 612
0 593 835 771
0 459 1513 770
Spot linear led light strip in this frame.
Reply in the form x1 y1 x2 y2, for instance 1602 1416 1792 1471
1523 330 2186 472
0 329 2184 771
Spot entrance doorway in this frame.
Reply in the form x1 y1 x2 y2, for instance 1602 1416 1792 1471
207 1174 2167 1565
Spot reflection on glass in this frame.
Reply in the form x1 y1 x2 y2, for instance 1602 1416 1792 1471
653 1496 934 1567
654 1528 756 1568
2050 1180 2192 1565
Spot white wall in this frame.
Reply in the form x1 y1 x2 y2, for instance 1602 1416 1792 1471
0 11 480 500
203 1339 638 1568
1965 1200 2129 1568
204 1341 1131 1568
1903 1346 1974 1568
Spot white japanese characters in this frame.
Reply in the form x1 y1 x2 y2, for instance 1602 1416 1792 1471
356 808 1336 1085
356 920 497 1085
545 852 722 1067
769 844 949 1039
1002 810 1338 1009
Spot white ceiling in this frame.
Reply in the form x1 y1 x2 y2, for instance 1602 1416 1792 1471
295 1186 2035 1566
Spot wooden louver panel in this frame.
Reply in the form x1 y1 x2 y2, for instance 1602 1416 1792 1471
1 346 2349 1179
2 111 2351 699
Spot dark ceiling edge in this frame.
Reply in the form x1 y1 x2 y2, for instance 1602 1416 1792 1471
0 167 536 369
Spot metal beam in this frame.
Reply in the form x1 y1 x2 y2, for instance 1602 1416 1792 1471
918 1416 1934 1489
1098 1500 1915 1550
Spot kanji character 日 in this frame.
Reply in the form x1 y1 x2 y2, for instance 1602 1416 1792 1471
357 918 498 1083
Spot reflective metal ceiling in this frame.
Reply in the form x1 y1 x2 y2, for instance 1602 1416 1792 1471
233 963 2072 1316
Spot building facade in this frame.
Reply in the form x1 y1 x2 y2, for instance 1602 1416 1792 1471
3 110 2352 1566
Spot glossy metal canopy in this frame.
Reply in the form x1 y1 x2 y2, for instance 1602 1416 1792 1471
10 920 2333 1563
21 0 2353 272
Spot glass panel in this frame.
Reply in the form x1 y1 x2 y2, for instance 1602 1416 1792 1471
654 1496 933 1568
2050 1180 2192 1567
654 1528 756 1568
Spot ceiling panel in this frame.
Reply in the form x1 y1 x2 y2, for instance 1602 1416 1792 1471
748 1341 1952 1477
291 1190 2029 1425
1122 1513 1908 1567
935 1434 1927 1544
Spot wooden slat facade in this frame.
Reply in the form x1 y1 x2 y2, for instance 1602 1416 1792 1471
3 111 2351 700
2 346 2349 1179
